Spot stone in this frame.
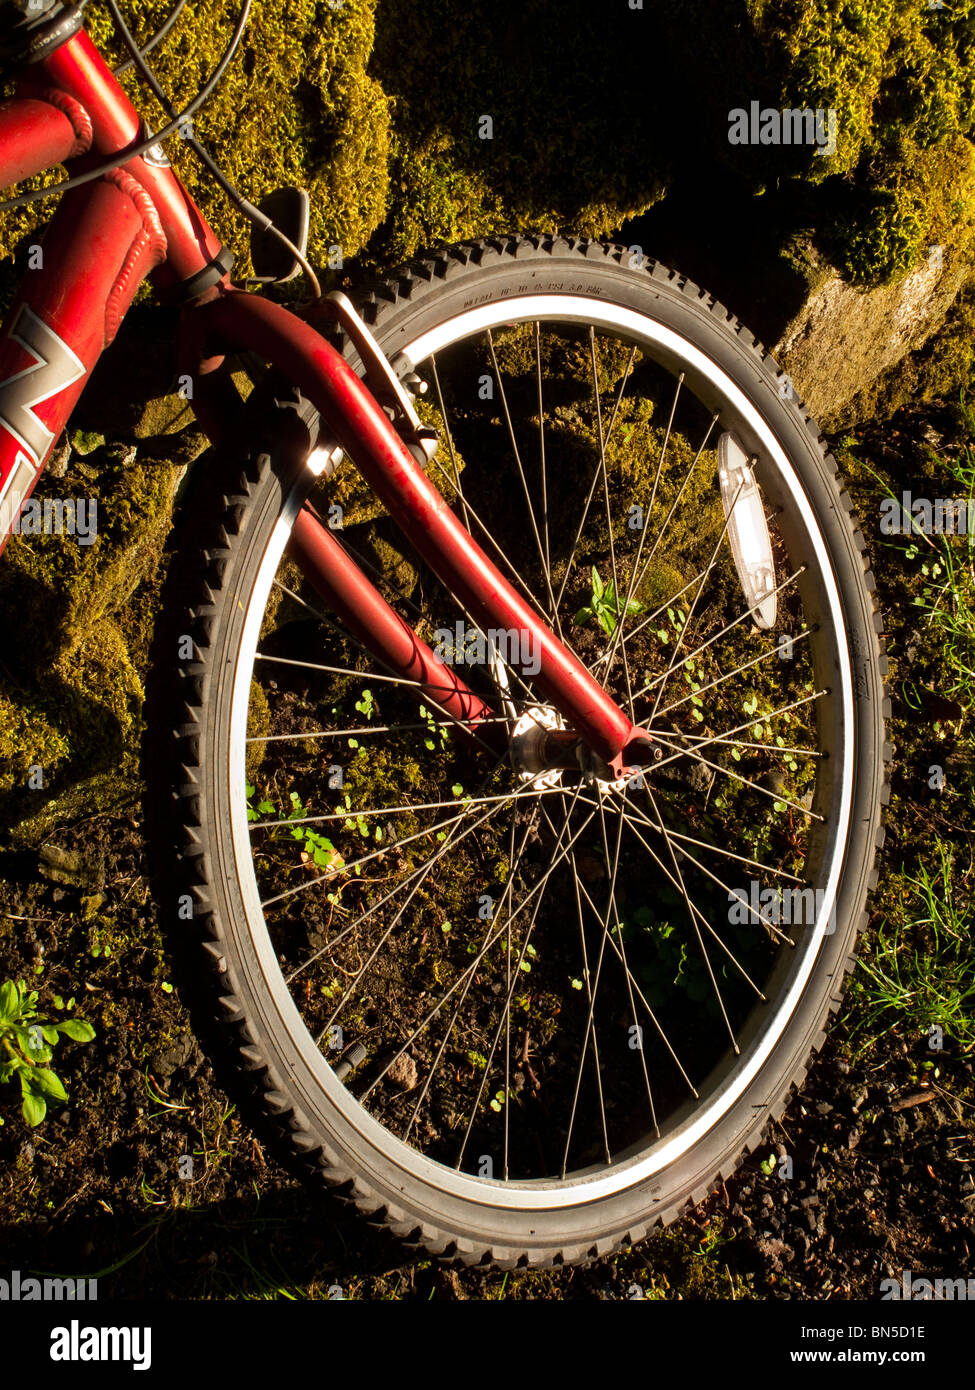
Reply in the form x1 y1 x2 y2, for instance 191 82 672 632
774 244 967 428
38 843 103 889
387 1053 418 1091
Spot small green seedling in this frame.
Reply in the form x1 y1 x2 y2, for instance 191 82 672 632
354 688 376 721
246 784 345 871
0 979 95 1127
575 566 644 636
419 703 449 751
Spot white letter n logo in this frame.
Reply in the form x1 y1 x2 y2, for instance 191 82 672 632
0 305 85 465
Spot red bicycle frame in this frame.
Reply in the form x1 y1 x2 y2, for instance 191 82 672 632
0 17 645 768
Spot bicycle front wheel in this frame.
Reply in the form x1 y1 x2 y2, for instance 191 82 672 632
153 236 889 1266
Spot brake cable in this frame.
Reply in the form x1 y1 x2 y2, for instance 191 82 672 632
113 0 186 76
104 0 321 299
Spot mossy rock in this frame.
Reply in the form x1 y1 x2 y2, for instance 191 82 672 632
774 240 970 428
4 0 974 298
747 0 975 285
841 277 975 422
0 613 143 843
0 445 178 842
0 687 71 790
0 447 181 672
364 0 670 266
823 134 975 286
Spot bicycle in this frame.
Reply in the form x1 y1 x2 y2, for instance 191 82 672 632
0 0 889 1268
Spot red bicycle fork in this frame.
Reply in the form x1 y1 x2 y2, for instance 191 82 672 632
186 292 648 771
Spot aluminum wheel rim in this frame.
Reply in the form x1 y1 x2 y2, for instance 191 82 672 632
225 294 854 1209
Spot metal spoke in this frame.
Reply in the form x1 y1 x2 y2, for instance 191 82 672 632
262 780 568 910
603 344 639 446
535 322 561 640
633 566 806 705
284 791 511 985
684 736 822 759
564 839 612 1164
399 805 539 1150
603 791 796 949
650 727 824 823
252 784 561 833
601 372 685 683
265 571 508 752
314 752 540 1039
281 753 514 978
646 477 746 725
429 352 471 532
642 785 740 1053
604 410 719 678
558 783 658 1174
653 627 814 720
562 809 734 1055
597 788 657 1126
247 715 515 744
255 651 444 688
358 795 599 1109
601 563 717 656
552 343 639 621
652 688 826 771
486 327 561 629
591 795 771 997
421 443 555 625
317 836 450 1048
252 649 501 761
272 576 400 673
589 328 636 722
663 827 805 883
452 786 587 1172
440 592 541 713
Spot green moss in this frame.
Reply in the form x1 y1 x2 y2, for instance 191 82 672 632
0 447 179 671
0 614 144 842
0 687 71 786
0 446 177 841
747 0 896 180
352 525 419 600
830 185 926 286
72 430 106 457
364 0 668 266
749 0 975 283
370 131 508 271
245 679 271 784
826 134 975 285
5 0 973 298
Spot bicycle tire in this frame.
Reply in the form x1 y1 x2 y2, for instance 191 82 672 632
147 235 890 1268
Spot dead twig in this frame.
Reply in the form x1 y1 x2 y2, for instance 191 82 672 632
890 1088 938 1113
519 1031 540 1094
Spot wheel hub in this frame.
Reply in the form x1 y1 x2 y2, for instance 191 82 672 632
509 706 639 794
509 705 565 790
